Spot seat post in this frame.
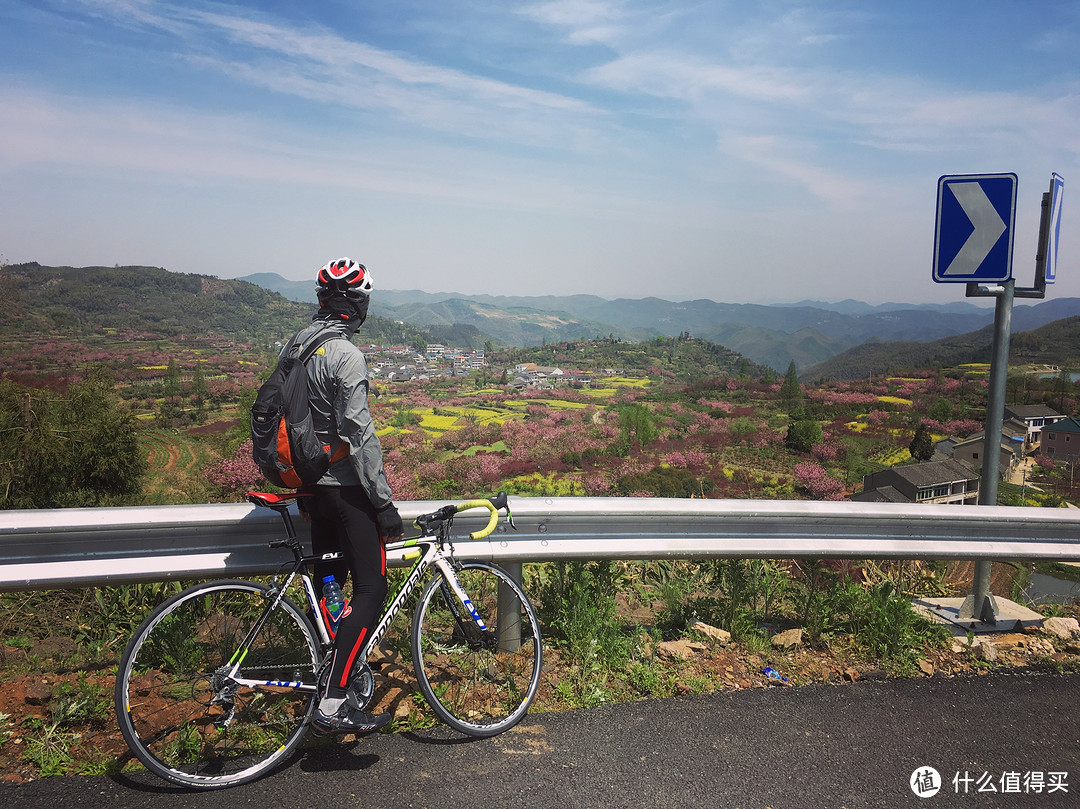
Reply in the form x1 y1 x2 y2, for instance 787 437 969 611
273 504 299 540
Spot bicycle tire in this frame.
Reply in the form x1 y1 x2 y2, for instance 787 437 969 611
114 580 320 789
411 562 542 737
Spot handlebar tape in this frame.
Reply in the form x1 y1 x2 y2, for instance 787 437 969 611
455 499 499 540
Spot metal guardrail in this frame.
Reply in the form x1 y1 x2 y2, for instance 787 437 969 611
2 497 1080 592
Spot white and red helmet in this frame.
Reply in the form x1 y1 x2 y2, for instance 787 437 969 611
316 257 373 301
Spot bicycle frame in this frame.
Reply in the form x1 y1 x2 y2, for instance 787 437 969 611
219 527 480 696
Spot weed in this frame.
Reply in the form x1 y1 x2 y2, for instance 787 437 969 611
14 674 115 776
0 583 185 667
20 718 78 777
535 561 626 665
739 630 773 657
713 560 764 638
791 559 841 644
50 677 110 726
74 755 123 777
834 578 949 668
1037 600 1066 618
626 661 667 697
535 560 629 706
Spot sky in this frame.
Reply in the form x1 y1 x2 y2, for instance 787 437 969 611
1 1 1078 306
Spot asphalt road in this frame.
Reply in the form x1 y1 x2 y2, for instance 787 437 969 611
2 669 1078 809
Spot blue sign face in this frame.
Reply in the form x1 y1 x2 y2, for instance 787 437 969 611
1045 173 1065 284
933 173 1017 283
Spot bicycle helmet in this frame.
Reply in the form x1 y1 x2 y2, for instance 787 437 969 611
315 258 372 326
316 257 373 299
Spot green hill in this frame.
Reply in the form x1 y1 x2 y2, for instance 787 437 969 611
0 263 430 348
806 316 1080 381
504 334 771 381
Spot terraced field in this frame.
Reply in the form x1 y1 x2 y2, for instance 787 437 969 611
138 429 219 504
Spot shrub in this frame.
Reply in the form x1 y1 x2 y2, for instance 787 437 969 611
203 438 263 498
617 466 712 498
785 419 822 453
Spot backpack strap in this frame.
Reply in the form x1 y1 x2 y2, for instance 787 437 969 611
295 327 350 464
294 327 344 364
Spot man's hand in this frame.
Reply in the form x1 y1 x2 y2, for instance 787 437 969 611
376 503 404 543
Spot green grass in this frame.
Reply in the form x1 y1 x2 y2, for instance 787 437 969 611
459 441 509 457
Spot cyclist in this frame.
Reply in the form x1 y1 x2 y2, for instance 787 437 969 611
289 257 404 735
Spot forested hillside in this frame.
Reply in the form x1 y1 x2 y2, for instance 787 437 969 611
0 263 430 348
806 317 1080 381
0 263 310 343
504 334 772 380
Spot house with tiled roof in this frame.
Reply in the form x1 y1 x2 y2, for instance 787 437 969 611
949 417 1028 479
850 458 980 505
1003 404 1066 451
1041 416 1080 462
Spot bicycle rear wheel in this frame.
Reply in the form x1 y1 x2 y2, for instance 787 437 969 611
115 580 320 789
412 562 542 737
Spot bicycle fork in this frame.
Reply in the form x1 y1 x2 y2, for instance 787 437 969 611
433 558 495 649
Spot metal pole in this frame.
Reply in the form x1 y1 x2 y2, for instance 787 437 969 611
961 280 1014 623
497 561 523 652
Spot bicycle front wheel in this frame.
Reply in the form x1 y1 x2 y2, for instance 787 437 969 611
412 562 542 737
115 580 320 789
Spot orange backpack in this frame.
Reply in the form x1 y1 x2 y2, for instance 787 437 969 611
250 330 344 488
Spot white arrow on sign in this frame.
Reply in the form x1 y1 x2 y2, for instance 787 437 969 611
941 181 1008 277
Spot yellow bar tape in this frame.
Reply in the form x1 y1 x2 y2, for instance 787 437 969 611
456 499 499 540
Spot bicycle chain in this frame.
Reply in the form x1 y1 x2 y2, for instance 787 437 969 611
237 664 316 672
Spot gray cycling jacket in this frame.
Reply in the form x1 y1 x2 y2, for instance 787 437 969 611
282 319 394 509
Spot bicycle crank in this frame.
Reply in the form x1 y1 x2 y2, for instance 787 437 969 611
316 660 375 711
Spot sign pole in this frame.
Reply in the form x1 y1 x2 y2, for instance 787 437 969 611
958 279 1013 623
935 172 1064 626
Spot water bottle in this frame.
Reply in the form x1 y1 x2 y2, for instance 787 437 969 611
321 575 346 637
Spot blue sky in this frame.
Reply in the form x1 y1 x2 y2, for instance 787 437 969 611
1 0 1077 305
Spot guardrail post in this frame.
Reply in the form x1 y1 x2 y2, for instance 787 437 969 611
497 561 523 652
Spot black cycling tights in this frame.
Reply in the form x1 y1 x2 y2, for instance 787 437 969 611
306 485 388 699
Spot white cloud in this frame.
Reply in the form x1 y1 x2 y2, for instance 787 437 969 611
518 0 627 44
68 0 603 151
719 135 869 207
587 51 814 104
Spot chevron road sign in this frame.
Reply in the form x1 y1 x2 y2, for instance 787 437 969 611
933 173 1017 283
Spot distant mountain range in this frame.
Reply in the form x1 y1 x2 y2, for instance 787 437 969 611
3 265 1076 381
238 272 1080 373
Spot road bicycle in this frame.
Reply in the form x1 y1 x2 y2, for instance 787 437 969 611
114 491 542 789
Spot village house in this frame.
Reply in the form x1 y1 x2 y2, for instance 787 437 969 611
944 417 1028 479
1003 404 1066 451
1041 415 1080 462
513 362 565 388
850 458 980 505
452 351 486 371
